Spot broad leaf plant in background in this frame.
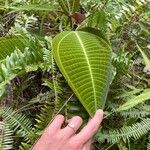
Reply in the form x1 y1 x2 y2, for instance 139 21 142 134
0 0 150 150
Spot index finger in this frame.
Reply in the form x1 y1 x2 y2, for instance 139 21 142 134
46 115 65 132
72 109 103 143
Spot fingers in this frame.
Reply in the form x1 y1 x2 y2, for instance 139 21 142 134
33 111 103 150
72 109 103 143
47 115 65 132
61 116 83 138
82 139 93 150
33 115 65 150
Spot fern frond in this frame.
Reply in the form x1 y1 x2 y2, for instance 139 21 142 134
0 34 53 98
107 0 150 30
120 108 150 118
43 55 63 115
43 49 52 72
50 57 63 116
0 48 43 97
42 36 53 72
97 118 150 144
148 134 150 150
121 110 150 118
118 89 150 111
35 55 64 132
28 91 54 105
0 36 25 60
19 142 31 150
34 100 55 132
112 51 132 76
0 122 14 150
123 0 149 21
0 35 47 96
1 107 34 142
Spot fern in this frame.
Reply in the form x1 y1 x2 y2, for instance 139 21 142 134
119 104 150 119
97 118 150 144
118 89 150 111
17 91 55 133
106 0 150 30
42 49 64 115
0 122 13 150
112 50 132 76
43 48 52 72
0 36 25 60
35 56 65 132
148 134 150 150
35 76 63 131
0 48 43 97
34 100 55 132
0 0 149 149
19 142 31 150
28 91 55 105
50 56 63 115
0 35 52 98
0 107 34 142
120 109 150 118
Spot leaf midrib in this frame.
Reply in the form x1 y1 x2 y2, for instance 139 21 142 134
74 32 97 111
56 31 97 115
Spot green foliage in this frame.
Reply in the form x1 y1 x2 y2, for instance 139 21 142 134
52 31 112 116
118 89 150 111
148 134 150 150
137 44 150 71
105 0 150 31
120 108 150 118
0 36 25 60
0 1 56 12
0 34 52 97
97 118 150 144
0 44 43 97
58 0 80 15
0 0 149 149
87 10 107 34
19 143 31 150
0 122 13 150
0 107 34 142
35 75 64 131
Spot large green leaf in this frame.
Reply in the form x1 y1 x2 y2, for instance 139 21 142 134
52 31 112 116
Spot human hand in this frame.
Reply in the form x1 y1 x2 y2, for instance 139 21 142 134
32 109 103 150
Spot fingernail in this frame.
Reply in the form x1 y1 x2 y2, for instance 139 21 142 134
96 109 103 114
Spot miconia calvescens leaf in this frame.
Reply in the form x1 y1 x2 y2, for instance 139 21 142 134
52 31 112 116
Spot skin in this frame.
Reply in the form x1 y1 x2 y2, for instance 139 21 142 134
33 109 103 150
